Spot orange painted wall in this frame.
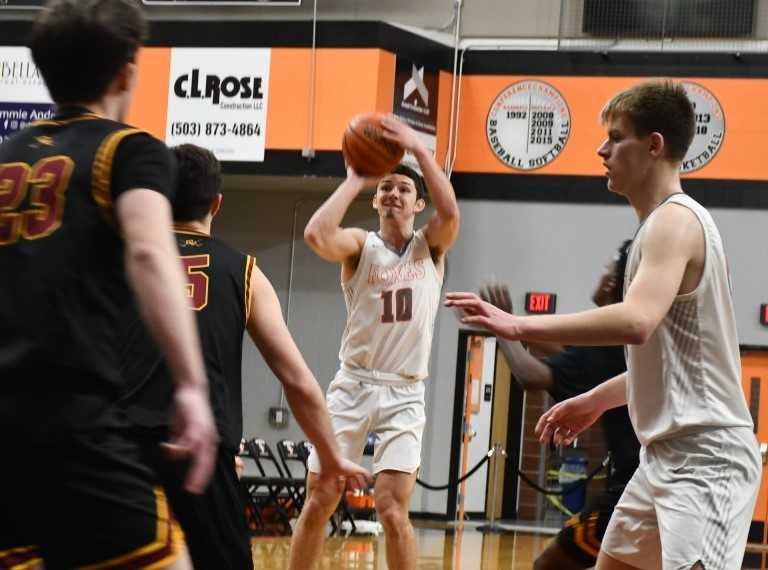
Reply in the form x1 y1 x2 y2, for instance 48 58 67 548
124 49 768 181
742 351 768 522
126 47 396 152
126 47 171 141
453 74 768 181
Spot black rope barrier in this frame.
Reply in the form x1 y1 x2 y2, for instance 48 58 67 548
415 447 610 496
515 455 609 496
416 449 493 490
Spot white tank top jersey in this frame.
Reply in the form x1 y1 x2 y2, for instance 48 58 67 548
338 229 443 383
624 193 753 446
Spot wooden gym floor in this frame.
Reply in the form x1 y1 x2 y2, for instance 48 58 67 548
251 523 551 569
249 521 768 569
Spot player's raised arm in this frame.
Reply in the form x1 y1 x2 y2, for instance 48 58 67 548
380 116 460 256
448 205 701 346
303 167 370 265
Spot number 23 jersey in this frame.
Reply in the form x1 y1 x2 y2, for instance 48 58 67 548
339 229 442 381
0 109 175 406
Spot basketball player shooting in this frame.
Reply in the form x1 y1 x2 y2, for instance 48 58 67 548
287 116 460 570
446 80 760 570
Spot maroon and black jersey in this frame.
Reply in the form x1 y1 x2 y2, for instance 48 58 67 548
120 230 254 451
0 107 175 431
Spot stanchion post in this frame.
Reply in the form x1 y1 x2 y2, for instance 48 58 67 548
477 443 509 534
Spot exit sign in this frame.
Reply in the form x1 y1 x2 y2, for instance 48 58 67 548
761 304 768 326
525 292 557 314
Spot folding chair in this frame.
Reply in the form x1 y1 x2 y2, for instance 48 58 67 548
242 438 300 535
275 439 310 510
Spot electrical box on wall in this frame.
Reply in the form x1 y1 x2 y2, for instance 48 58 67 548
761 304 768 326
268 406 289 428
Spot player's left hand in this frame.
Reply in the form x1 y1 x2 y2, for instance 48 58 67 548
445 291 524 339
535 392 604 446
380 115 426 155
317 457 373 493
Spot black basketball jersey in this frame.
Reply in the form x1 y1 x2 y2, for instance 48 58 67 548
0 108 175 430
120 230 254 451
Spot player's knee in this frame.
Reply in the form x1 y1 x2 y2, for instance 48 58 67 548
303 491 342 522
375 500 409 533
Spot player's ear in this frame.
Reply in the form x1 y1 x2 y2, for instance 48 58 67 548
210 193 223 218
118 61 138 96
648 132 665 158
414 197 426 213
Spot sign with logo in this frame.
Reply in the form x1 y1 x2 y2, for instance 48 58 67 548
486 80 571 171
0 47 55 145
393 57 439 173
166 48 270 162
681 82 725 174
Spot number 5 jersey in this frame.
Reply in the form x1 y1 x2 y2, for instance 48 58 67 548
339 229 442 382
120 230 254 451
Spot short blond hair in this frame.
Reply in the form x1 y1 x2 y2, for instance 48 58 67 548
601 80 695 162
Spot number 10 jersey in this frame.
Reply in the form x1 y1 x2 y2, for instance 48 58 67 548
339 229 442 382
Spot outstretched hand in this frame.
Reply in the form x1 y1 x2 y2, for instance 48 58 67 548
535 392 604 446
445 291 524 339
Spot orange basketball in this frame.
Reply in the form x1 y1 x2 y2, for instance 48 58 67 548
342 113 405 177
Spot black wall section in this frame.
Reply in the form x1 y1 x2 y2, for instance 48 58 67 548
0 19 454 68
451 173 768 210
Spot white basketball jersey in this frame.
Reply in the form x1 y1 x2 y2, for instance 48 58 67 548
338 230 442 382
624 193 753 446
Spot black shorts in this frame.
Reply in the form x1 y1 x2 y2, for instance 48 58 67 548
556 485 625 566
0 424 181 569
138 429 253 570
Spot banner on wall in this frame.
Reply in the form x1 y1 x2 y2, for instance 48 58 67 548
681 82 725 174
393 57 439 173
485 80 572 171
0 47 55 145
165 48 270 162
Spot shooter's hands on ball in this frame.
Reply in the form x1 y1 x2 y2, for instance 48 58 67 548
445 291 524 340
380 115 427 155
535 392 604 446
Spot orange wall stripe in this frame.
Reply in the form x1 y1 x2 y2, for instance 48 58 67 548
268 48 394 150
375 50 396 117
312 49 391 150
453 74 768 181
126 47 171 141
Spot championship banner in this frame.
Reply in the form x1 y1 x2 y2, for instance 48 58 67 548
165 48 271 162
0 47 55 145
393 56 439 173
